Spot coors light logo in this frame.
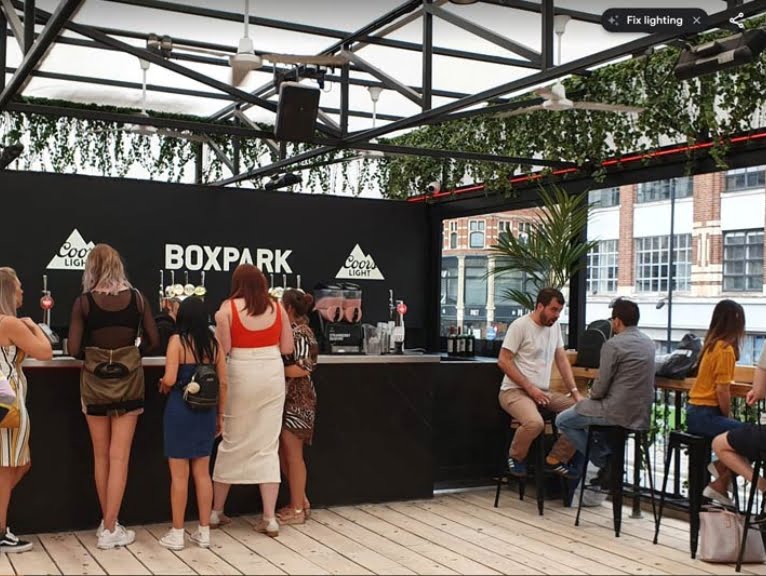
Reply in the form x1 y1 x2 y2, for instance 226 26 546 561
336 244 384 280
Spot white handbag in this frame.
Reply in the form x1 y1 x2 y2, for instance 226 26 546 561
699 507 766 564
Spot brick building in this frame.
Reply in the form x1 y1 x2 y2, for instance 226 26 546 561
441 167 766 362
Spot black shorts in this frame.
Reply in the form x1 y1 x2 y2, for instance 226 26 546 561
727 424 766 461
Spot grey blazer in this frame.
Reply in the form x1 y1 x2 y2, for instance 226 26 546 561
575 326 656 431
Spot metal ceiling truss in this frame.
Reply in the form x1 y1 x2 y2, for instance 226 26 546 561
1 0 765 190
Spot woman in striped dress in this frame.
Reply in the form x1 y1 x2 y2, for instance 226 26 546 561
277 289 318 525
0 268 53 552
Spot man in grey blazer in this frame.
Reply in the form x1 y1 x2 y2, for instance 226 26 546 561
556 298 656 483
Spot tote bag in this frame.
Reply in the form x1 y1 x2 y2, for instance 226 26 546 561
699 507 766 563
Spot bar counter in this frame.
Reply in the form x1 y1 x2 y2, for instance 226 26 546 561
13 352 454 534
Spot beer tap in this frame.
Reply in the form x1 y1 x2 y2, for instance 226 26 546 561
297 274 302 290
40 274 54 326
159 270 164 309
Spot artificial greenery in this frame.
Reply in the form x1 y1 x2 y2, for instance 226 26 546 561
488 184 597 311
2 18 766 198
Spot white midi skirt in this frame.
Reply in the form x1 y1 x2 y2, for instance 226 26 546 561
213 346 285 484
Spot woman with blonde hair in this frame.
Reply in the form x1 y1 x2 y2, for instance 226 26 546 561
68 244 158 549
211 264 293 537
277 289 318 525
0 268 52 552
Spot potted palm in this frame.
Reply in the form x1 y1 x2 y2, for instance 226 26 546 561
489 184 598 312
489 184 598 388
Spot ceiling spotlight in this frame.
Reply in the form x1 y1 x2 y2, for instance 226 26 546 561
674 28 766 80
264 172 302 191
0 144 23 170
448 0 479 4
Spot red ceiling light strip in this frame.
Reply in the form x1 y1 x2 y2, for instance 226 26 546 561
407 129 766 203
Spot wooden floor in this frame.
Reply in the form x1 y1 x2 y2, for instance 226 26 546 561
4 487 766 575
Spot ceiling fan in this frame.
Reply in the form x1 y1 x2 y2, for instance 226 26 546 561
152 0 349 86
494 16 644 119
92 59 206 142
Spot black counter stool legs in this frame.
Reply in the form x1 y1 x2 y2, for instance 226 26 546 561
654 431 710 558
575 424 657 536
495 408 570 515
737 451 766 572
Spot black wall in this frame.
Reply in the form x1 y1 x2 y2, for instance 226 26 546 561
0 171 432 348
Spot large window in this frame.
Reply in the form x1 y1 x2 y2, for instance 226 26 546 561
498 220 512 239
449 222 458 249
494 257 525 305
725 167 766 192
441 257 459 305
588 187 620 208
464 256 487 306
635 234 692 292
636 177 693 203
469 220 485 249
723 230 764 292
741 335 766 366
587 240 619 294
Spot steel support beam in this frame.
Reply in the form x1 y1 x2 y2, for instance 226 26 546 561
423 0 433 111
342 51 423 106
214 145 338 186
22 0 32 52
341 1 766 146
0 0 23 50
353 142 576 168
340 50 350 137
102 0 535 69
0 0 84 112
541 0 555 70
479 0 602 24
428 4 540 64
0 11 6 93
5 101 335 144
208 139 236 175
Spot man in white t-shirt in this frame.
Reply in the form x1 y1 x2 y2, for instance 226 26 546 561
498 288 583 478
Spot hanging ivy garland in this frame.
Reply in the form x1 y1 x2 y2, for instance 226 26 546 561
2 19 766 200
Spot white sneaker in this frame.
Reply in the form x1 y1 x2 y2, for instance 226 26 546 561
158 528 185 551
189 525 210 548
96 519 120 538
97 524 136 549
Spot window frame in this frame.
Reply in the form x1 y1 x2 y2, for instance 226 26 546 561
468 219 486 249
723 229 764 292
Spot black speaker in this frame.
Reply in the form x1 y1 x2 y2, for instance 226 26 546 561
274 82 321 142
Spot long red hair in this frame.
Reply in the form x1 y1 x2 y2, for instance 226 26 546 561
229 264 273 316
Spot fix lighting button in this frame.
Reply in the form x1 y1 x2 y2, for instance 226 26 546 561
602 8 708 33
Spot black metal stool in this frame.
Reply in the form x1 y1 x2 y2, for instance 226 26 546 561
653 431 711 558
494 408 570 515
575 424 657 536
737 450 766 572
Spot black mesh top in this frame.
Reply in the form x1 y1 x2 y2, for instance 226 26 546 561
68 289 159 358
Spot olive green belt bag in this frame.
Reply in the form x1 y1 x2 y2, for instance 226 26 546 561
81 346 144 417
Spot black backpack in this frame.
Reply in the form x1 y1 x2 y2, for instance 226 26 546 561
183 364 219 410
656 333 702 379
575 319 613 369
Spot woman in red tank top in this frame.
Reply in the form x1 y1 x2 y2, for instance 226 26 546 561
210 265 294 537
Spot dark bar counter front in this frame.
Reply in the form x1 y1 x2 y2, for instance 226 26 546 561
11 355 508 534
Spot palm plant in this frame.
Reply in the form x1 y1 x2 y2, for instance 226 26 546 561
489 184 599 311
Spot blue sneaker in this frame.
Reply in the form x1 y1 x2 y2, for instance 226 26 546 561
507 457 527 477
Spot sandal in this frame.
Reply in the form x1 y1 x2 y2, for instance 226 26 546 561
277 508 306 525
210 510 232 529
254 517 279 538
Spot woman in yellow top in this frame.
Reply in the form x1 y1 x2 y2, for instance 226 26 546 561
687 299 746 437
686 299 745 504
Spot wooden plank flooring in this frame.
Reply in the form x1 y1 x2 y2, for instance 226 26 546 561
5 487 766 575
